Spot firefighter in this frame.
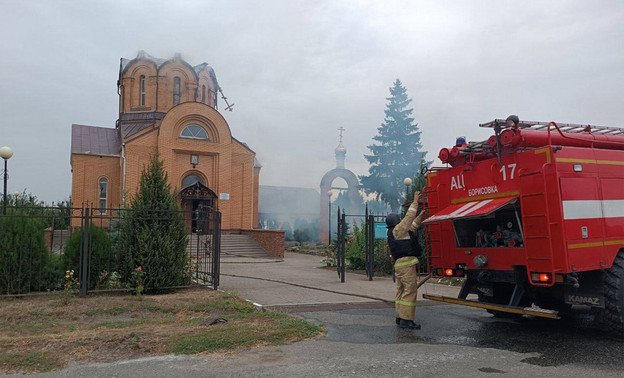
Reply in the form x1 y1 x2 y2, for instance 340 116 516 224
386 191 425 330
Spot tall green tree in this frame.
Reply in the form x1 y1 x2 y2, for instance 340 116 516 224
361 79 429 212
333 191 365 215
116 153 188 291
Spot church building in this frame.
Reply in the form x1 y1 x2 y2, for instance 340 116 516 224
70 51 260 229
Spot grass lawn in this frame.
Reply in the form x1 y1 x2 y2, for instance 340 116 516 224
0 287 324 374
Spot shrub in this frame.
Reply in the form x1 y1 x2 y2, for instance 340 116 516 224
62 226 114 289
116 153 188 292
345 223 365 269
344 222 393 274
0 211 61 294
373 240 393 275
293 229 310 243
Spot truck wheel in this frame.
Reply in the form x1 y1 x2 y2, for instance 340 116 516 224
602 250 624 338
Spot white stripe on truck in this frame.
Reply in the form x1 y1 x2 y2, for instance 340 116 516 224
562 200 624 220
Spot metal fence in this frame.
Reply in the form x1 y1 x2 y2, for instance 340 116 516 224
364 211 387 281
0 204 221 297
335 206 428 283
336 209 346 283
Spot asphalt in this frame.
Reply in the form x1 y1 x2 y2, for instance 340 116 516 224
219 251 462 310
17 251 624 377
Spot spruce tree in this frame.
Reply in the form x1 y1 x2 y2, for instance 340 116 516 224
117 153 188 291
361 79 429 212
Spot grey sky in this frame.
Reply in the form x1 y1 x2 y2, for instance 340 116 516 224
1 0 623 203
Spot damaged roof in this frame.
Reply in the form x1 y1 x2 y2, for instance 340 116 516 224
120 51 220 90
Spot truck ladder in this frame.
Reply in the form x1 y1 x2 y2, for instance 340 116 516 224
461 119 624 155
480 119 624 136
519 169 556 284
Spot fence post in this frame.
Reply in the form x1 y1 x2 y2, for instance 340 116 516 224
340 211 346 283
364 206 370 280
213 211 221 290
79 207 90 298
368 215 375 281
336 207 341 281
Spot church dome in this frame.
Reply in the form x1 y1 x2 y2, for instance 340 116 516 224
335 143 346 155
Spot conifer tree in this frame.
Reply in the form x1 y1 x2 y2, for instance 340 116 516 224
361 79 429 212
117 153 188 291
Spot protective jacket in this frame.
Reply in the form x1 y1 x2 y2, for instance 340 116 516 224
388 229 421 261
387 201 422 261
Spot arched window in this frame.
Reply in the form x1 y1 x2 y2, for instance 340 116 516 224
98 178 108 214
139 75 146 106
173 77 181 105
182 175 203 187
202 85 206 103
181 124 208 140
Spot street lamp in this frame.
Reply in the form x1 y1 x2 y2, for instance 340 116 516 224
403 177 412 201
0 146 13 215
327 190 332 245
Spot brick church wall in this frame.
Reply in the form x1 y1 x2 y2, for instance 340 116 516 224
71 53 263 233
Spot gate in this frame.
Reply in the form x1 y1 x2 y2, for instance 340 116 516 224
332 205 429 285
364 207 388 281
192 204 221 290
336 206 387 283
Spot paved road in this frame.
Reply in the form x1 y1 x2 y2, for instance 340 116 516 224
22 302 623 378
15 252 624 377
296 302 624 369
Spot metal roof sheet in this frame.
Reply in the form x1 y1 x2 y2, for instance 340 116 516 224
71 124 120 156
120 122 154 139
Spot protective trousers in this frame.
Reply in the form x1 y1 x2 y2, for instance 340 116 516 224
394 256 419 321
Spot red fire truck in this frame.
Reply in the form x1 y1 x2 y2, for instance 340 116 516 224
422 116 624 336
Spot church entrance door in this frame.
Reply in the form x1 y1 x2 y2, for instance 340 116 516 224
180 182 218 234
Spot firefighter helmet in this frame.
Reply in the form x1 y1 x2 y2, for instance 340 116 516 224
386 213 401 228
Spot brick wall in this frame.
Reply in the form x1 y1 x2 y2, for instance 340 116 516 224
225 229 285 258
242 229 285 258
72 72 259 230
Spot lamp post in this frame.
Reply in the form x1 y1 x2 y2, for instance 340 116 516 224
327 190 332 245
403 177 412 204
0 146 14 215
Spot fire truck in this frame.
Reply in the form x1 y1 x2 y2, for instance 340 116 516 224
422 116 624 337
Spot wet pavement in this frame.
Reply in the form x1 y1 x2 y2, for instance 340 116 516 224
22 252 624 377
296 302 624 370
31 303 624 377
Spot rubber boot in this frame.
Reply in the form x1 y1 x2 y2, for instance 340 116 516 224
398 319 421 330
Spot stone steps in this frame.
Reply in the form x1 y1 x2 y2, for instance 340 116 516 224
186 233 271 258
221 234 270 258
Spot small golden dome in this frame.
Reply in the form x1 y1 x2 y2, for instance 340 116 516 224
335 143 346 154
